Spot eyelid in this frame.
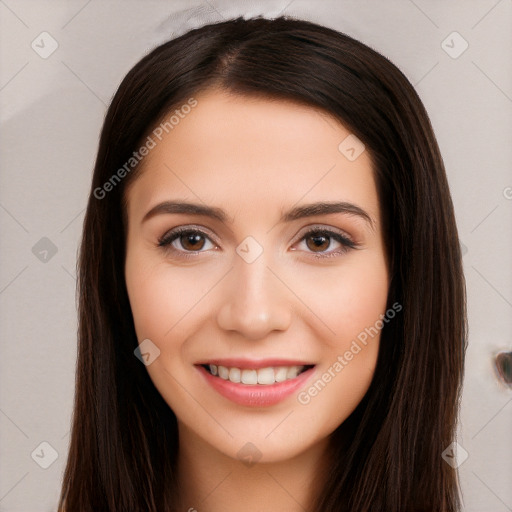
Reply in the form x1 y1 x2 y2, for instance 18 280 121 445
292 225 359 259
157 224 219 247
157 223 359 259
293 223 355 245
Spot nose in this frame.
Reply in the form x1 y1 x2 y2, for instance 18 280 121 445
216 252 293 340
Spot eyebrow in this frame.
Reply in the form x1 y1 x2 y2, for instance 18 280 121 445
141 200 375 231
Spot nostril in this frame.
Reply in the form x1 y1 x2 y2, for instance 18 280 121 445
494 352 512 386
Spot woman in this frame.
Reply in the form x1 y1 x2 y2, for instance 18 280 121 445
58 15 467 511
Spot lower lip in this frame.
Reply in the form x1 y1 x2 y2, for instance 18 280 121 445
196 365 316 407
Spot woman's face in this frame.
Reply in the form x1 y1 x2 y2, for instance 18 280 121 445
124 89 389 463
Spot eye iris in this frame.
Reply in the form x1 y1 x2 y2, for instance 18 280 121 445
181 233 205 251
306 234 330 252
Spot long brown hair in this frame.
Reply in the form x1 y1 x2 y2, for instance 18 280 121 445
58 15 467 511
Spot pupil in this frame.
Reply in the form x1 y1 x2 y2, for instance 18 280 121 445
308 235 329 251
183 233 204 250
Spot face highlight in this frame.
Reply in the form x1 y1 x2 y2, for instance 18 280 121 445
124 89 389 464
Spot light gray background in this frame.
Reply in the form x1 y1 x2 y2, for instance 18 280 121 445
1 1 511 510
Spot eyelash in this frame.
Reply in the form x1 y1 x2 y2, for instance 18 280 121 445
157 225 359 260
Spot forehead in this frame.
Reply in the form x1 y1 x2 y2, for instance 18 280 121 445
125 89 379 224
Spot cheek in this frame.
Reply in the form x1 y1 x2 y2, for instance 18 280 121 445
125 250 215 345
290 252 388 419
290 251 389 347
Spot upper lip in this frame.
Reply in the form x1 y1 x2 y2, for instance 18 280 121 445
195 358 315 369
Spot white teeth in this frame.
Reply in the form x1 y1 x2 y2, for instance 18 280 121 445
218 365 229 379
241 369 258 385
208 364 308 384
274 367 288 382
257 367 274 385
228 367 241 383
286 366 299 379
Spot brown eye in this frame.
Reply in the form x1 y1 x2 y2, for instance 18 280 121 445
179 232 206 251
158 228 216 256
305 233 331 252
296 228 358 259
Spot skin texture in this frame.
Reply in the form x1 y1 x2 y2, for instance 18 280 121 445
124 89 390 511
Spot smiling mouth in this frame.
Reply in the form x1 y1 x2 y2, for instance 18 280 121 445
201 364 315 385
